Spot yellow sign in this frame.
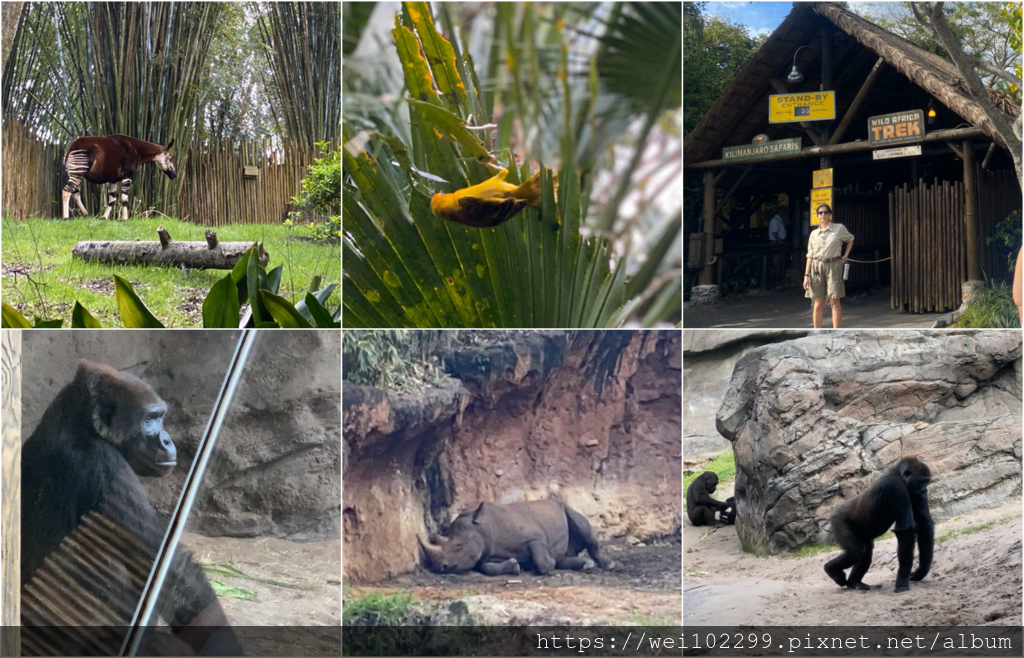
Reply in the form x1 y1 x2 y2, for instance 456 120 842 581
769 92 836 124
810 188 833 226
813 168 832 189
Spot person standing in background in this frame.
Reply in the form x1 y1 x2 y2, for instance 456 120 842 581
803 204 854 328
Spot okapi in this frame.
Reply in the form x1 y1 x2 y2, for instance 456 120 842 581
62 135 176 220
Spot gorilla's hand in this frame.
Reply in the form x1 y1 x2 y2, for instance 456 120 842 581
909 566 929 581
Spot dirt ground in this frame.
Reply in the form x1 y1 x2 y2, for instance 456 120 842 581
684 285 942 329
683 484 1022 627
181 534 341 656
347 539 682 625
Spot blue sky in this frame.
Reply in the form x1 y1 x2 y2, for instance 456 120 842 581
702 1 794 37
702 2 889 37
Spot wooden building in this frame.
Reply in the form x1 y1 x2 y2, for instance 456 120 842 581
684 2 1021 313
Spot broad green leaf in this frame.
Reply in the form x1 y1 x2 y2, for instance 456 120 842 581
267 265 283 295
33 320 64 328
303 293 337 328
209 580 254 600
72 302 103 328
2 304 32 328
406 1 468 110
114 276 165 328
392 16 437 101
203 274 241 329
260 291 313 328
246 246 264 325
407 99 488 160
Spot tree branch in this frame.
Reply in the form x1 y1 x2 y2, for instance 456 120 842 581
910 2 1023 89
916 2 1022 173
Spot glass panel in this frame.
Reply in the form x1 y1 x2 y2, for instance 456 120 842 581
145 330 341 656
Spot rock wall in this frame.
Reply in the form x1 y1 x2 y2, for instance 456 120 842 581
22 330 341 541
343 331 682 583
684 330 807 456
714 330 1022 554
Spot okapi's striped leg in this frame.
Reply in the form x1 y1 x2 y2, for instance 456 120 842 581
62 149 91 218
102 182 118 220
119 178 132 220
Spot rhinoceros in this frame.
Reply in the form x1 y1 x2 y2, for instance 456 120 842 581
417 498 614 576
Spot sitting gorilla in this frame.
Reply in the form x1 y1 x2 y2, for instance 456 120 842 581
824 456 934 593
686 471 735 526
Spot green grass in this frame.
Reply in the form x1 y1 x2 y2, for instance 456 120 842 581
683 449 736 493
936 517 1012 544
627 615 679 626
781 541 837 559
2 216 339 327
951 282 1020 328
342 591 413 626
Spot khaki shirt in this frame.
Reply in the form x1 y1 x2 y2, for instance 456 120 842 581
808 222 854 259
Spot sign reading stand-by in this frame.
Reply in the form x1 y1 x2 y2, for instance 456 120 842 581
769 92 835 123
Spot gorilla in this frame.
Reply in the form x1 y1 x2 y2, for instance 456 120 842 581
21 360 242 655
824 456 934 593
686 471 736 526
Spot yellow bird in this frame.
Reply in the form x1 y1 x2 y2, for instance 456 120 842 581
430 168 546 228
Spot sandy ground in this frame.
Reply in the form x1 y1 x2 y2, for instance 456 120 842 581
684 285 942 329
683 485 1022 627
181 534 341 656
347 539 682 625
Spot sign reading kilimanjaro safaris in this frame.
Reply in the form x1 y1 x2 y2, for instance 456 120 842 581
768 92 835 123
722 137 801 163
868 110 925 146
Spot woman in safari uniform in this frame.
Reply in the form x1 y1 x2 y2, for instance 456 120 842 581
803 204 854 328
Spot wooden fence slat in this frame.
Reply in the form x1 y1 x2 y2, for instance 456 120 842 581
3 120 337 226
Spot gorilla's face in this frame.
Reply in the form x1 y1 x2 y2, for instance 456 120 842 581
900 458 931 499
704 472 719 494
118 404 177 477
78 360 178 478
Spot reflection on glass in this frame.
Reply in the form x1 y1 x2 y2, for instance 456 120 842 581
19 330 340 657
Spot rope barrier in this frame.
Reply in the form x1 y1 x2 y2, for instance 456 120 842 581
847 257 892 264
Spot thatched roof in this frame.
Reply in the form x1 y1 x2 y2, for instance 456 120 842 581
684 2 1021 165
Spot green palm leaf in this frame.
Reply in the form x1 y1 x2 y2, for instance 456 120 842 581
342 3 632 328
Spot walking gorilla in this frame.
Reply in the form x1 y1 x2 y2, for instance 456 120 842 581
824 456 934 593
686 471 736 526
21 360 242 655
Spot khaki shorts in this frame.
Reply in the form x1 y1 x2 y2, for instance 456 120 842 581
805 259 845 299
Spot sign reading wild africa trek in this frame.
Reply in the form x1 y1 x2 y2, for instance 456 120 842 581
722 137 801 162
768 92 835 123
868 110 925 146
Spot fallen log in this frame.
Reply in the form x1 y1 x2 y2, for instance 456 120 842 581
72 228 269 270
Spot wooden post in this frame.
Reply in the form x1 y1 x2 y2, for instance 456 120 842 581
699 171 717 285
830 58 885 145
884 190 892 309
2 330 21 656
819 22 833 158
963 138 982 283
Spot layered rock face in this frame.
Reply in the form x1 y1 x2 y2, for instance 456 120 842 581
684 330 807 456
715 330 1022 554
343 331 682 583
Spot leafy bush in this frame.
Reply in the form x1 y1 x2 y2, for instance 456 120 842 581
290 140 341 245
342 591 413 626
342 330 452 390
984 209 1022 273
952 282 1020 328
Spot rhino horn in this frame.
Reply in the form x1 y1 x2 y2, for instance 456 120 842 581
417 535 444 561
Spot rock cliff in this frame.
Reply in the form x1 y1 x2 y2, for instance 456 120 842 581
343 331 681 583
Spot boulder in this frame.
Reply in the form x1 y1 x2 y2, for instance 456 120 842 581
715 330 1022 554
